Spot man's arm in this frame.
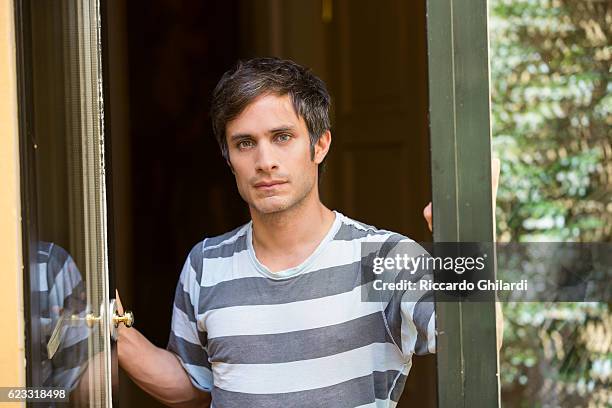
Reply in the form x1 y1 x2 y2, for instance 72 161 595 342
116 294 211 408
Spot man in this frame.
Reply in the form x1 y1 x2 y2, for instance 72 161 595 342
118 57 499 407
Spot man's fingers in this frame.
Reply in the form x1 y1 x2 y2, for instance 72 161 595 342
423 202 433 232
115 289 124 315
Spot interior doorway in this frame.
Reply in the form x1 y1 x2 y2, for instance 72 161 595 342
105 1 434 406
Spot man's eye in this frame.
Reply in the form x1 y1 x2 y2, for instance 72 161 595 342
276 134 291 143
237 140 253 149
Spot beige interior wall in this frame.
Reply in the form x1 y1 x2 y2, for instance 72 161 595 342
0 0 26 394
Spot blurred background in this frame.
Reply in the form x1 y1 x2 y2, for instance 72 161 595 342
489 0 611 406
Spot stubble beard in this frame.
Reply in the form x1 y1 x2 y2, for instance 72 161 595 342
247 176 316 221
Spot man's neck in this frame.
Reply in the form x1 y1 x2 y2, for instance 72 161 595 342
250 197 335 271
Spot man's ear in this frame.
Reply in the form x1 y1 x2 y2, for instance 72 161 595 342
314 130 332 164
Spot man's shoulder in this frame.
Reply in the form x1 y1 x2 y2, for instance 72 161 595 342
204 223 250 249
185 222 251 265
334 212 413 243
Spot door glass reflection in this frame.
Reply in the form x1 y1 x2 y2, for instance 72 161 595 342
20 0 114 406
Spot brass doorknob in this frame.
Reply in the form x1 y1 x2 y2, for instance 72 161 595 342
112 310 134 328
68 300 134 341
85 313 101 328
70 312 102 328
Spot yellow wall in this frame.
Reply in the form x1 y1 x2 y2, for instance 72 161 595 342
0 0 25 391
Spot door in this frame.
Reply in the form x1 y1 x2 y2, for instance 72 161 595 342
15 0 123 406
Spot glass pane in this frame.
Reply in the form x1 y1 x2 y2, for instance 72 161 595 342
489 0 611 406
20 0 114 406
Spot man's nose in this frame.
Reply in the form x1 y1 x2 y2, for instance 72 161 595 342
255 142 279 172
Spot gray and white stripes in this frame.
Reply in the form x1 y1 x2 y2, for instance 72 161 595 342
35 242 89 391
167 211 435 407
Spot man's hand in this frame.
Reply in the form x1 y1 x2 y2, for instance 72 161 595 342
423 202 433 232
422 158 501 232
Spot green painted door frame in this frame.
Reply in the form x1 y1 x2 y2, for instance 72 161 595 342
426 0 501 407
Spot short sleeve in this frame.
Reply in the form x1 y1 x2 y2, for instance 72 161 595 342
378 237 436 358
167 241 213 392
400 286 436 356
399 240 436 356
54 255 89 390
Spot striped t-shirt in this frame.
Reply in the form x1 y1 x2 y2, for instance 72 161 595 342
167 211 436 408
35 242 89 391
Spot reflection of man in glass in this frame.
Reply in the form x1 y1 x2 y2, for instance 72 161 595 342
34 242 89 399
117 58 500 407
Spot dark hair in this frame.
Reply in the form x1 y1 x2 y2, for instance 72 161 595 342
210 57 331 162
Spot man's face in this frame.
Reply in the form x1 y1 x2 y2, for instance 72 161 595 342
225 93 327 215
225 94 327 214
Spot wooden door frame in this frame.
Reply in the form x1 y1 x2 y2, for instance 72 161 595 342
426 0 501 407
0 0 26 389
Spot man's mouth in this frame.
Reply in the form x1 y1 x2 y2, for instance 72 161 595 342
254 180 288 189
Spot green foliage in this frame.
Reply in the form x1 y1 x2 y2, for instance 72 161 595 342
490 0 611 243
489 0 611 406
500 302 610 406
